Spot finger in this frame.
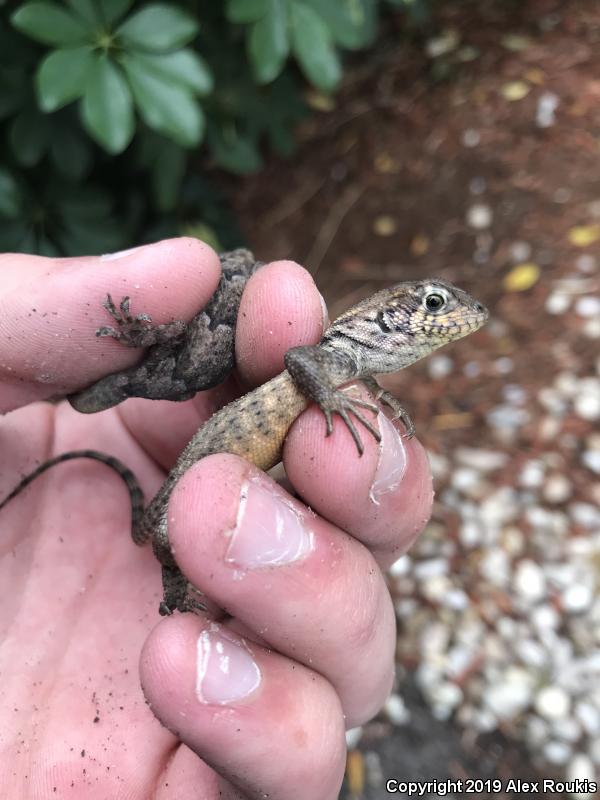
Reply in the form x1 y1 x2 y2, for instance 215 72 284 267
120 260 324 469
168 454 396 727
283 384 434 567
0 238 220 413
235 260 325 386
140 614 346 800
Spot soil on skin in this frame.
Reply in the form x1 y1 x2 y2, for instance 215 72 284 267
216 0 599 795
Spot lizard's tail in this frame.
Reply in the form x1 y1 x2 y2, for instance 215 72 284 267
0 450 146 545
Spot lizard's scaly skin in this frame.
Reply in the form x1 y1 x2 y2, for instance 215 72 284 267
1 265 488 615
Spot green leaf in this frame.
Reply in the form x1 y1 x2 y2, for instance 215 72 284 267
65 0 99 25
81 56 134 153
37 234 61 257
0 219 29 250
9 107 49 167
151 141 186 211
290 1 341 90
117 4 198 52
209 128 262 174
11 2 90 46
122 54 204 147
128 50 213 95
226 0 270 23
98 0 135 25
248 0 289 84
36 46 94 111
0 167 24 218
302 0 377 50
0 88 25 121
50 126 92 180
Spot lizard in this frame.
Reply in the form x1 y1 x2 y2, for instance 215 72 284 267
0 251 488 616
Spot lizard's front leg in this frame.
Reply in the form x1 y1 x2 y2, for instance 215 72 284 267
284 345 382 456
69 248 260 413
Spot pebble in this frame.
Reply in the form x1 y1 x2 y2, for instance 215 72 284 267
566 754 595 794
493 356 514 375
515 638 547 668
480 487 519 526
513 559 546 602
543 474 572 503
479 548 510 586
466 203 492 229
455 447 509 471
535 685 571 720
462 128 480 147
463 360 481 378
576 253 597 273
469 176 486 195
543 740 572 765
345 726 363 749
525 715 549 747
570 502 600 529
422 574 454 603
428 354 454 379
531 603 561 631
546 291 571 314
487 404 530 430
536 91 559 128
574 384 600 421
388 555 411 577
562 584 593 613
575 296 600 317
384 694 411 725
428 682 463 720
425 29 459 57
414 558 448 581
575 701 600 736
582 316 600 338
519 459 546 488
509 240 532 262
553 716 581 743
538 386 568 415
590 738 600 765
581 449 600 474
460 520 483 548
451 467 482 493
484 667 534 718
553 186 571 203
502 383 527 405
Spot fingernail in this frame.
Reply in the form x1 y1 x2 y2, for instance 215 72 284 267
196 624 261 705
225 479 314 568
100 244 147 261
318 291 330 330
369 413 407 504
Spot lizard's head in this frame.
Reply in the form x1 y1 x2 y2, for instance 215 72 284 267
323 279 488 374
389 278 488 341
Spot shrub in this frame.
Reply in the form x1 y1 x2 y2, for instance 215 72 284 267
1 0 427 255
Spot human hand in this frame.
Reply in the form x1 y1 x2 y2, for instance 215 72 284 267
0 239 433 799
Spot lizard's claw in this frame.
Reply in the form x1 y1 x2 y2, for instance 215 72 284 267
96 293 186 347
97 293 154 343
374 389 415 438
321 391 381 456
360 379 415 438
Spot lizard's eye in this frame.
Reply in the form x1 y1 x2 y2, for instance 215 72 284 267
424 292 446 312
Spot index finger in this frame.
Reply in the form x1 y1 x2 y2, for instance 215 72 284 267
0 238 220 413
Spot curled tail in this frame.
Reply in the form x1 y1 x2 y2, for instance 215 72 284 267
0 450 146 545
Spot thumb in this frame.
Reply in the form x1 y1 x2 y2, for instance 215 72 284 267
0 238 221 414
